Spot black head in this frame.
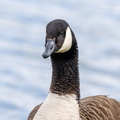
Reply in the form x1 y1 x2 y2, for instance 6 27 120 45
42 19 76 58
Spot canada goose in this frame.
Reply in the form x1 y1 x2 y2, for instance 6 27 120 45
28 19 120 120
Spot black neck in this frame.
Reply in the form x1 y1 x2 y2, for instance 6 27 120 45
50 43 80 100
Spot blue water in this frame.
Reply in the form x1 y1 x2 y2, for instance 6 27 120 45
0 0 120 120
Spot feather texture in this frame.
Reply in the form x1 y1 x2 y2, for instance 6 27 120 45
28 95 120 120
80 95 120 120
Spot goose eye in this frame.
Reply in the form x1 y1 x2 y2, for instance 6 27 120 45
60 31 64 36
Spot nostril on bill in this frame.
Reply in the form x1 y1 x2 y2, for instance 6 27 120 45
50 45 53 50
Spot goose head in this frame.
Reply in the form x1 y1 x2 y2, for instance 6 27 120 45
42 19 76 58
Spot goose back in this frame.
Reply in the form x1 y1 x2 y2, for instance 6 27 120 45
80 95 120 120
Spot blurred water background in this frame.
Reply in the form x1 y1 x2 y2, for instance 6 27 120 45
0 0 120 120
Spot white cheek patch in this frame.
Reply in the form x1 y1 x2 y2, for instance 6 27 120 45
57 27 72 53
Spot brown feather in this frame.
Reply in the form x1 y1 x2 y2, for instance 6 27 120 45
27 104 42 120
80 95 120 120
